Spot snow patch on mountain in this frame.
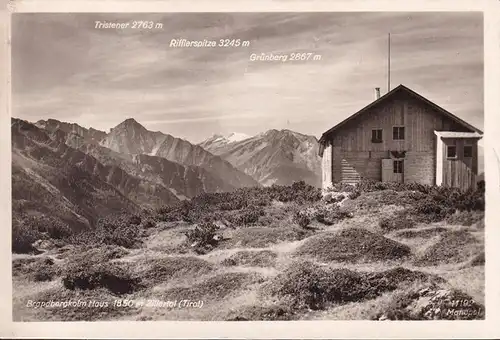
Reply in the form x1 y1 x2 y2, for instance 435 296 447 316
225 132 251 143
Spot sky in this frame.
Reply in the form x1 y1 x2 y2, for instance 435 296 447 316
12 12 483 144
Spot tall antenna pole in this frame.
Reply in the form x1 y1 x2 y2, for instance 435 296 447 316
388 33 391 92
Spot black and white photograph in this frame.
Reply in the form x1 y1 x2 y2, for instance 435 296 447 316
10 11 486 322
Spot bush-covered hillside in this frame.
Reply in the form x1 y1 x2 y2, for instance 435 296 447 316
12 180 485 321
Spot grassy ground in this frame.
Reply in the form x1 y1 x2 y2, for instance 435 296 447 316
12 182 485 321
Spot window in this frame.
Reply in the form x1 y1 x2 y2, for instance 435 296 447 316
447 145 457 159
371 129 383 143
393 160 403 174
393 126 405 140
464 145 473 158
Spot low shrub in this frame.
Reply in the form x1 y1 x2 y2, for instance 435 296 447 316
344 190 420 211
163 272 260 301
272 181 322 203
314 206 353 226
397 190 428 202
21 215 73 240
469 251 485 266
221 250 277 267
323 192 348 204
474 218 485 229
293 211 311 229
348 189 361 200
32 266 57 282
413 230 482 266
355 179 430 194
326 182 356 193
12 256 60 281
218 200 249 211
221 227 312 248
387 185 486 224
12 257 37 276
228 205 265 227
154 182 321 225
68 215 143 249
295 228 411 263
226 304 295 321
394 227 448 239
141 218 156 229
12 222 41 254
184 221 220 252
445 210 484 226
379 215 416 231
353 180 485 214
263 261 365 310
407 198 453 223
128 214 142 225
156 204 183 222
264 262 443 312
364 267 444 294
372 286 485 320
62 262 142 295
140 256 214 285
65 245 130 265
257 207 290 227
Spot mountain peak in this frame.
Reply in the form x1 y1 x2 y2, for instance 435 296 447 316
208 132 250 142
260 128 316 141
122 118 141 126
199 132 251 151
200 127 322 187
113 118 147 131
124 118 138 124
225 132 251 143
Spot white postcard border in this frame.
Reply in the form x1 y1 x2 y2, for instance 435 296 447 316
1 1 499 338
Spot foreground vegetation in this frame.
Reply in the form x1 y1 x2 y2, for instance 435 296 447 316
12 180 485 321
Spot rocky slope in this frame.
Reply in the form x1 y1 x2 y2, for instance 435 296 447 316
13 119 132 231
200 129 321 187
199 132 251 155
100 119 259 189
11 119 180 230
36 118 106 145
79 143 238 200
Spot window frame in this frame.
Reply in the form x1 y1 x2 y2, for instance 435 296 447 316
371 129 383 143
392 126 405 140
393 160 403 174
446 145 458 159
463 145 473 158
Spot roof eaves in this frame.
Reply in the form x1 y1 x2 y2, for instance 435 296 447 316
402 86 483 135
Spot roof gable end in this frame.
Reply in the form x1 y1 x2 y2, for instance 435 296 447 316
319 84 483 143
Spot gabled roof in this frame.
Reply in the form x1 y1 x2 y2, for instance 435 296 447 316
319 84 483 144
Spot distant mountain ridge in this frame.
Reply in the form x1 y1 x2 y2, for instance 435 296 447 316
36 118 106 145
12 117 261 232
199 132 251 155
79 142 238 199
200 128 322 187
38 119 250 201
100 118 259 189
30 118 322 188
